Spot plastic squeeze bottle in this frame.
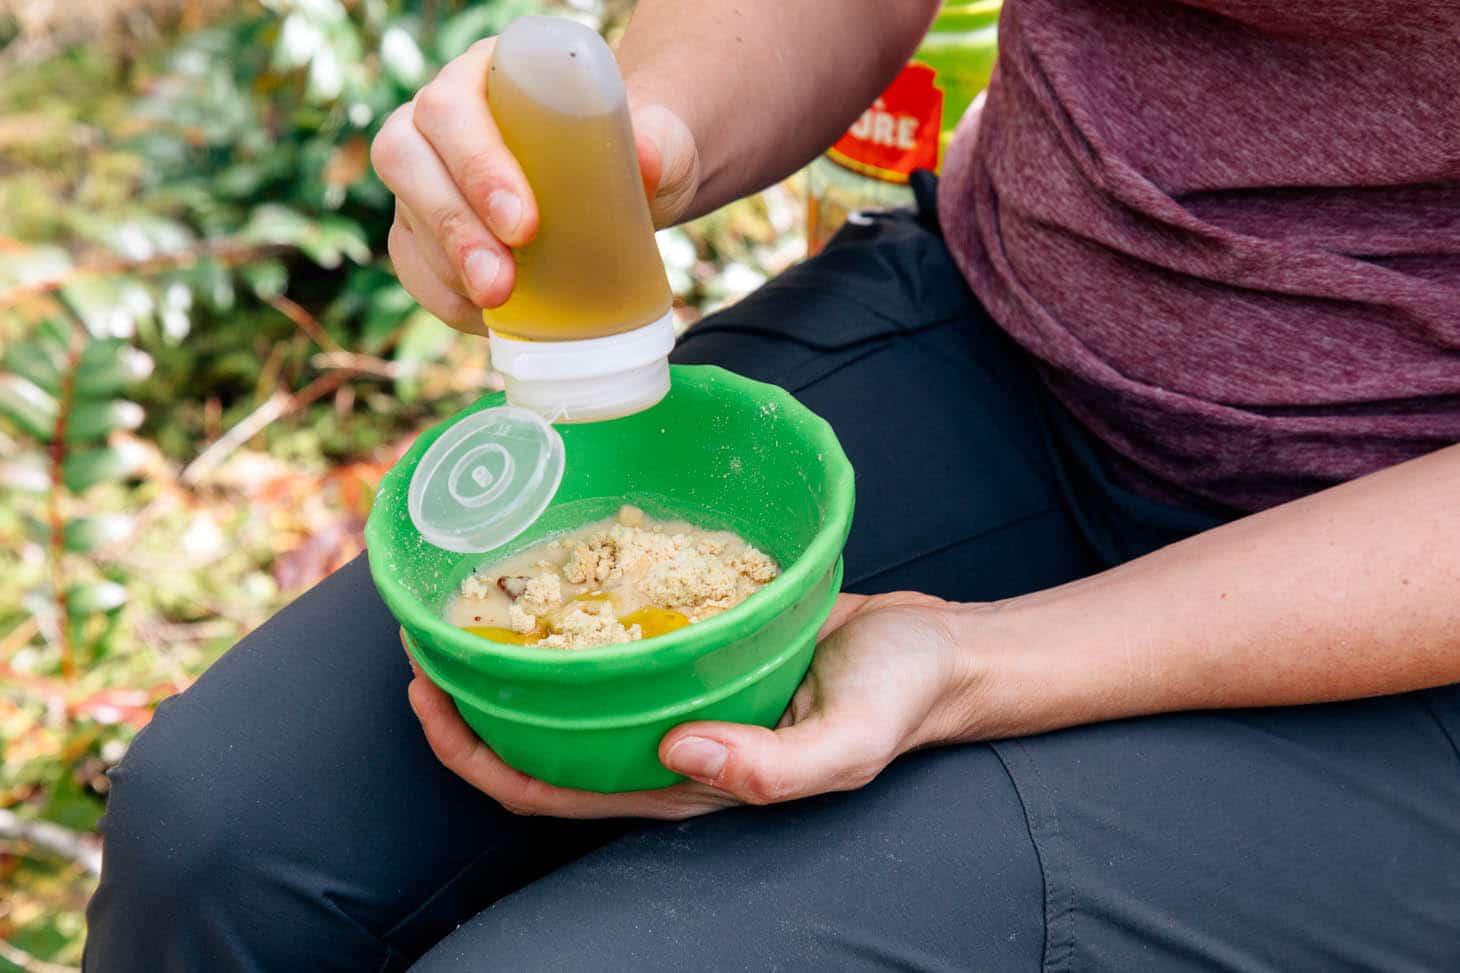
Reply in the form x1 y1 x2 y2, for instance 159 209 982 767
483 16 675 423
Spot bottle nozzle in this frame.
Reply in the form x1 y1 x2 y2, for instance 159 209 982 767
489 313 675 423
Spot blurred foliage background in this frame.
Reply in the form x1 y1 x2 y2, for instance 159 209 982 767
0 0 805 965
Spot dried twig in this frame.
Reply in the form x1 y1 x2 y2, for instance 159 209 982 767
309 350 402 378
0 618 40 661
179 389 291 486
180 368 358 487
135 619 238 643
264 292 341 353
0 809 102 876
0 938 80 973
0 240 288 311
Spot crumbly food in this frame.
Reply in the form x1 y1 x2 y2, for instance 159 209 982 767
518 573 561 616
537 599 642 650
507 602 537 635
452 504 779 649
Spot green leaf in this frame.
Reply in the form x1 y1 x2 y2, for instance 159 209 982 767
86 604 127 661
391 309 453 404
0 449 50 492
238 206 370 268
66 398 145 442
240 258 289 299
66 212 195 262
66 580 127 617
63 277 156 340
380 25 426 87
239 202 315 248
5 911 84 971
63 514 134 553
38 772 105 833
2 338 66 394
319 264 410 347
73 340 154 397
435 0 539 62
184 258 236 312
213 161 267 198
21 513 50 545
31 318 74 354
0 373 59 439
360 281 415 352
300 215 371 269
63 441 147 492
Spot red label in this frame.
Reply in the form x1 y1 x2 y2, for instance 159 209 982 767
826 62 943 184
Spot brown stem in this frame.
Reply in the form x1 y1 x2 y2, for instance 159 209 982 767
309 350 402 378
0 800 102 876
263 292 342 353
47 325 83 680
179 368 356 487
0 241 291 312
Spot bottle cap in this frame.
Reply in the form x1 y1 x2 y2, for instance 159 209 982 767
489 312 675 423
407 406 565 553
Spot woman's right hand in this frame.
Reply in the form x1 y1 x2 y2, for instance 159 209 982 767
369 37 700 334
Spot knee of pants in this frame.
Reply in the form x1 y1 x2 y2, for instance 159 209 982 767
413 748 1046 972
89 695 258 920
86 692 387 973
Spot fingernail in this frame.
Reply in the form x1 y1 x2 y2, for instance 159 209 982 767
463 249 502 299
486 191 523 240
665 737 727 780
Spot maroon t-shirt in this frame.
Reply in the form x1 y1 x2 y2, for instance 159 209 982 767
939 0 1460 512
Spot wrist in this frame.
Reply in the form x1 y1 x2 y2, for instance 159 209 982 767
898 599 1013 749
938 595 1131 743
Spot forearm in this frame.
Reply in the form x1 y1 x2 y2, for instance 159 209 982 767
616 0 940 220
953 443 1460 741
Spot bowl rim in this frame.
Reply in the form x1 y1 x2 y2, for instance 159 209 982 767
365 365 856 681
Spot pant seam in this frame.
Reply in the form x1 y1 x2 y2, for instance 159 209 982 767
781 340 896 396
378 845 499 953
985 743 1054 972
989 737 1079 973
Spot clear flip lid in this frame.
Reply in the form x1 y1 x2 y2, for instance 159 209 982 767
407 406 565 554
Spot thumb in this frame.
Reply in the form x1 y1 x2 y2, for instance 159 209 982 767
631 103 700 227
659 717 879 806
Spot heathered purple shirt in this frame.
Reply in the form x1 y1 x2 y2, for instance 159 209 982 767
939 0 1460 513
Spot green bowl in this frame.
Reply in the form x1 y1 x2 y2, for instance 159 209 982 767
365 365 855 792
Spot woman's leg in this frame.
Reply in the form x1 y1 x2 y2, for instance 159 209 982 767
985 688 1460 971
84 557 624 972
84 209 1144 969
412 745 1046 972
412 689 1460 972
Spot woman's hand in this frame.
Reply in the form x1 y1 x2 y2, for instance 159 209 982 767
369 37 700 334
403 592 979 819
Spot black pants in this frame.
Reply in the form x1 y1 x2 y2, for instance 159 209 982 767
85 208 1460 971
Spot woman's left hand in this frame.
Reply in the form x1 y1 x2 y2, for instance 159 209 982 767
403 591 978 819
